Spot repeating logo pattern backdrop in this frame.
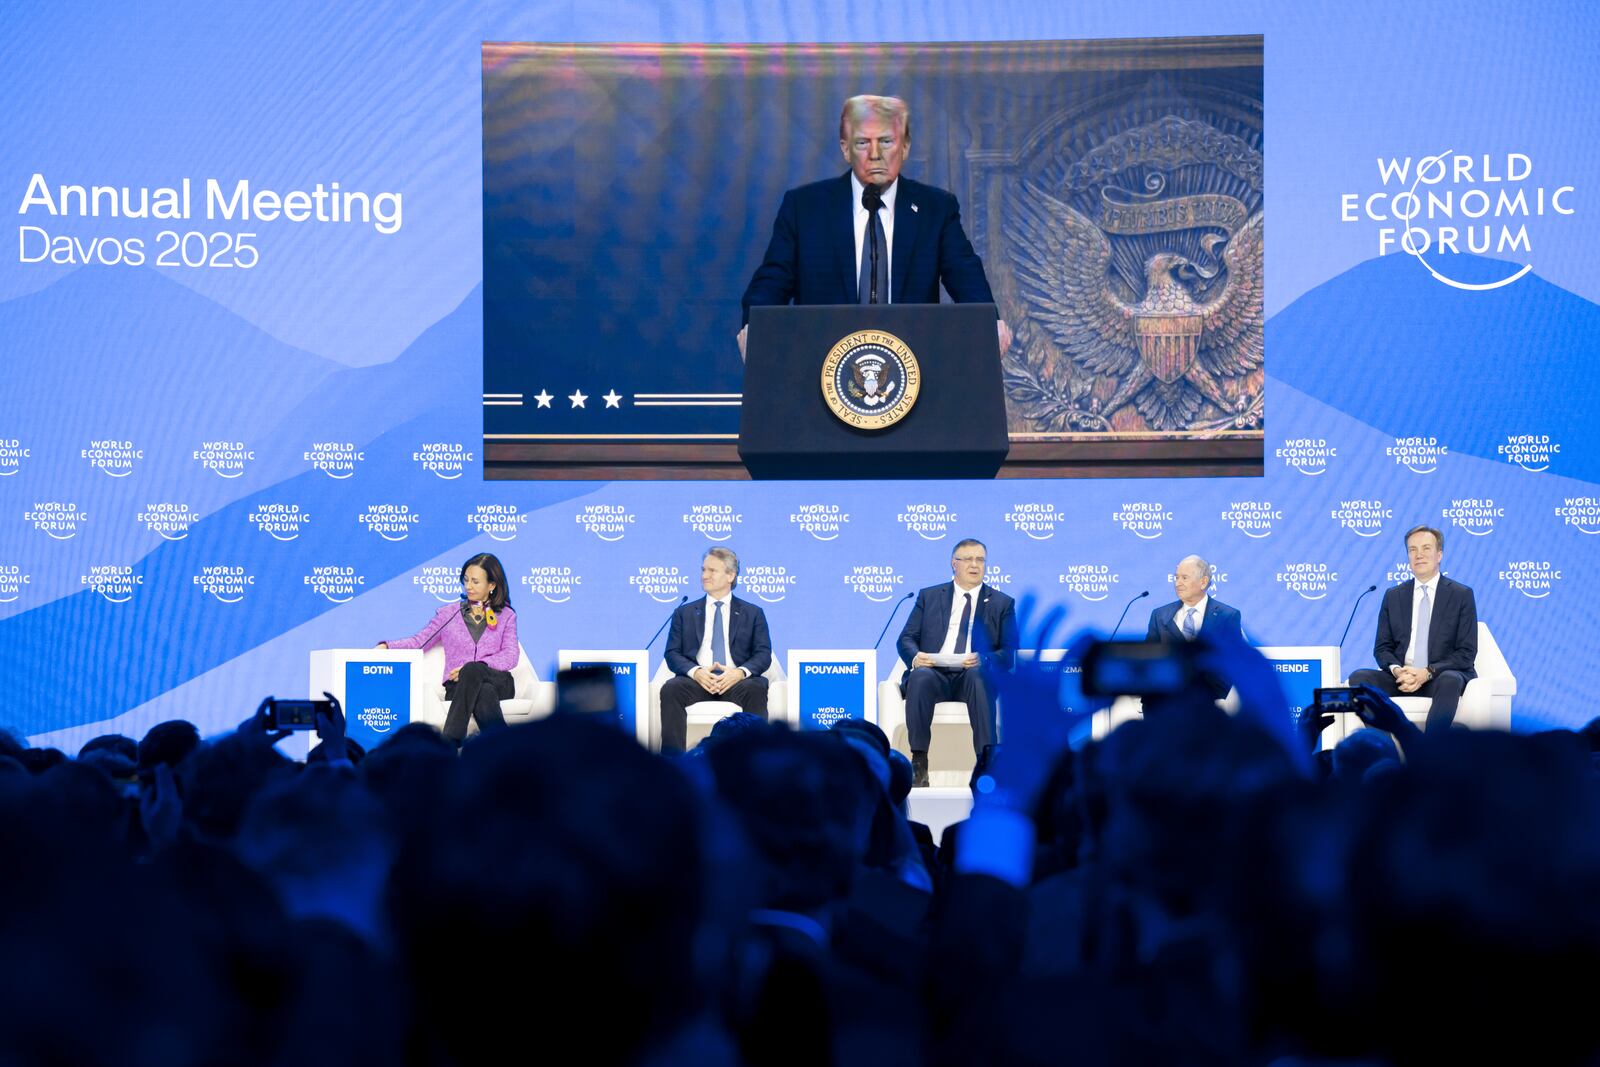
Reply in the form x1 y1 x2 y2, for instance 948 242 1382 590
2 2 1598 744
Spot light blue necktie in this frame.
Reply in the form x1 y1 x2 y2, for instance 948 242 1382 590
711 600 727 666
1414 585 1431 665
1182 607 1198 640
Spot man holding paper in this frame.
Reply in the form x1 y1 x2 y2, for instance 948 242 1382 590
896 538 1018 786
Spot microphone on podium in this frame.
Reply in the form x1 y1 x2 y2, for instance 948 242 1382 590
1338 584 1380 649
1110 590 1150 640
645 595 689 649
872 591 916 649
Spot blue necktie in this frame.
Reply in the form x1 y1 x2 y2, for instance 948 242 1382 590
954 593 973 655
711 600 727 666
1414 585 1431 665
1182 607 1198 640
857 195 888 304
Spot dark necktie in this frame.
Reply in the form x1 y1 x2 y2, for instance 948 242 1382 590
954 592 973 655
857 185 888 304
711 600 727 665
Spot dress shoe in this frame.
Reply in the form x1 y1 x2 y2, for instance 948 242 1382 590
911 750 930 788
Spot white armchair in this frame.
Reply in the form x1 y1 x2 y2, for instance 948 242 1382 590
1363 621 1516 732
877 660 988 784
413 642 556 735
647 659 789 751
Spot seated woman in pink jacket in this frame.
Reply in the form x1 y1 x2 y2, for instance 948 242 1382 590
380 552 520 744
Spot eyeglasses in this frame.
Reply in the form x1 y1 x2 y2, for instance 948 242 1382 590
953 556 986 564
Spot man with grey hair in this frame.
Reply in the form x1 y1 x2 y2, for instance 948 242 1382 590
738 93 1011 356
659 547 773 754
1147 555 1243 698
1147 555 1242 643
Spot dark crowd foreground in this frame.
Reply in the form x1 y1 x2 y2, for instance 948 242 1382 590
3 605 1599 1067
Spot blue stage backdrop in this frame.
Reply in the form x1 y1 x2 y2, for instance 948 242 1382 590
1 2 1597 747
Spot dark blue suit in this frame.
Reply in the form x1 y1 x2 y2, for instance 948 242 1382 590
740 173 995 323
896 583 1017 755
1350 576 1477 733
1145 597 1244 644
660 594 772 753
1146 598 1244 701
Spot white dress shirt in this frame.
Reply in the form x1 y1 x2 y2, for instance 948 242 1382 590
1403 575 1440 668
937 583 983 656
1177 596 1209 640
695 595 749 677
850 173 897 299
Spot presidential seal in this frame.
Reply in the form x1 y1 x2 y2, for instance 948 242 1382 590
821 331 921 430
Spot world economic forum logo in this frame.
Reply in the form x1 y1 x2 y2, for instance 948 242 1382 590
1275 562 1339 601
1554 497 1600 535
1499 434 1560 472
1330 499 1392 538
1441 498 1504 537
82 565 141 604
1276 438 1336 477
0 439 30 477
193 441 253 479
138 503 195 541
1388 436 1448 474
522 566 582 604
413 442 473 480
25 502 87 540
576 504 635 542
1112 501 1172 540
193 565 253 604
359 504 420 542
843 565 904 603
414 565 462 603
1006 503 1061 540
0 566 29 603
1057 564 1120 602
1220 500 1280 539
898 504 956 541
304 566 365 603
250 503 310 541
1340 150 1577 291
789 504 848 541
82 439 142 478
1499 560 1561 600
683 504 741 542
304 442 365 479
355 700 401 735
467 504 527 542
1385 561 1424 586
630 565 690 603
741 565 797 604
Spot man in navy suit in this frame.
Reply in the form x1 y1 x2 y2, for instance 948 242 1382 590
1146 554 1244 700
1349 525 1477 733
659 547 773 754
897 538 1017 786
1146 554 1244 644
737 94 1012 357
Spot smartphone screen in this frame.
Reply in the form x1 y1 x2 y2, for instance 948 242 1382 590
1081 641 1193 697
267 699 328 730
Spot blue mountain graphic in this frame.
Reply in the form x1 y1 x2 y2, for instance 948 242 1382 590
1269 254 1600 484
